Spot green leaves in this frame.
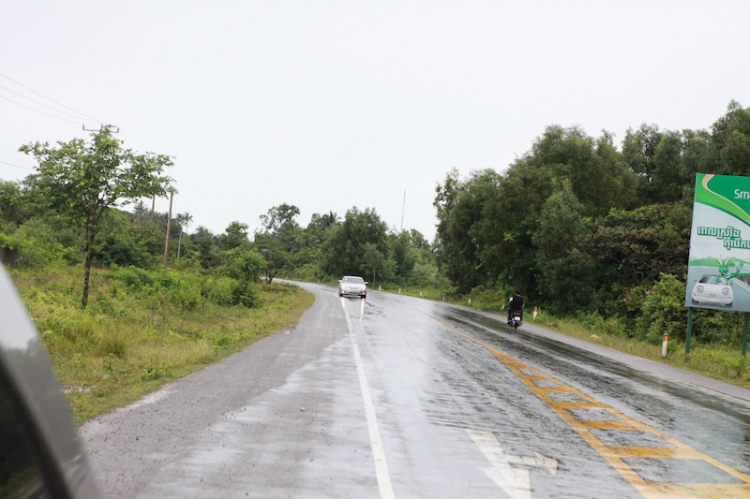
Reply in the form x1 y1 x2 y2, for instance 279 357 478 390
19 127 174 307
321 207 390 280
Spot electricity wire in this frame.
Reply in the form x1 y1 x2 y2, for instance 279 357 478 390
0 82 95 123
0 70 103 124
0 93 83 125
0 159 34 171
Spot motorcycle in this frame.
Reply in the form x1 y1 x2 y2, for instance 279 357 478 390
508 310 523 330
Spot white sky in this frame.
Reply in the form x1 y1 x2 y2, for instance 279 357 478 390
1 1 749 242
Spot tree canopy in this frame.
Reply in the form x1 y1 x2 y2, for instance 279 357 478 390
19 127 173 307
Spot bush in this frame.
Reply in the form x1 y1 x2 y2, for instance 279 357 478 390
113 266 155 290
232 281 261 308
167 278 203 311
635 274 687 344
200 276 237 306
1 219 70 268
634 273 746 344
154 271 179 290
222 248 265 282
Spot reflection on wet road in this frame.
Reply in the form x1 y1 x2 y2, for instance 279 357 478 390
346 289 750 498
83 283 750 498
429 312 750 497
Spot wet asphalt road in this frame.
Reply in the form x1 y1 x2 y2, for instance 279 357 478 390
82 283 750 498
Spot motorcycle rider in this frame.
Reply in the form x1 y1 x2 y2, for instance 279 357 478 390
507 290 524 324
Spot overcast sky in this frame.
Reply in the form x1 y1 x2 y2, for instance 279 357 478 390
1 1 749 242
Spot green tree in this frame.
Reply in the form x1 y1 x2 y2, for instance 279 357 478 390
434 169 502 293
0 181 28 226
254 234 291 283
93 210 152 268
321 207 390 279
223 247 265 282
192 226 221 269
362 242 386 285
532 179 596 312
585 203 691 295
20 127 173 307
711 101 750 177
258 203 301 244
174 212 194 261
390 231 417 284
623 125 687 204
219 221 250 250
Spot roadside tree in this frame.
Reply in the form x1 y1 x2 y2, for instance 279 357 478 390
20 127 173 308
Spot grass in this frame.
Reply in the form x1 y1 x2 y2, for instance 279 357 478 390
10 266 314 422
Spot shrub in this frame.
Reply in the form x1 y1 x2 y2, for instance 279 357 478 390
154 271 179 290
167 278 203 311
1 219 69 268
200 276 237 306
222 248 265 282
232 282 261 308
634 273 745 344
113 266 155 290
635 274 686 344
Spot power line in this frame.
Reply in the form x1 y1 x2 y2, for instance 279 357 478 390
0 82 95 123
0 70 103 124
0 159 34 171
0 93 84 125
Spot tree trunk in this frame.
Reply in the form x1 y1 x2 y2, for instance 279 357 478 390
82 249 93 309
163 191 174 268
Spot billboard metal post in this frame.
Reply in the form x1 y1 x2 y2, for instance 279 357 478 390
685 307 693 358
743 313 749 358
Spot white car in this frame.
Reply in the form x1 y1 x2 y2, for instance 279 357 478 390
691 275 733 307
338 276 367 299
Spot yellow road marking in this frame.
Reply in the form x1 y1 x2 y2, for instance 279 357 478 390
425 314 750 498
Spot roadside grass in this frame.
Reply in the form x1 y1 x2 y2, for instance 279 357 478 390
10 266 314 423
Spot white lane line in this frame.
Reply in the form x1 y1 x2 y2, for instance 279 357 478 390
342 298 395 499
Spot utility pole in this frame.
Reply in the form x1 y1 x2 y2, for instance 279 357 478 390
82 124 119 133
400 191 406 232
177 229 182 262
163 190 174 268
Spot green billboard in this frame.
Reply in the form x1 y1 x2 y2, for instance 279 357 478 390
686 173 750 312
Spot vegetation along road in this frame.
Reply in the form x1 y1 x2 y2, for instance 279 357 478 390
5 100 750 497
82 283 750 498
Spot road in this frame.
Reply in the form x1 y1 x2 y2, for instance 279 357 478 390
81 282 750 498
